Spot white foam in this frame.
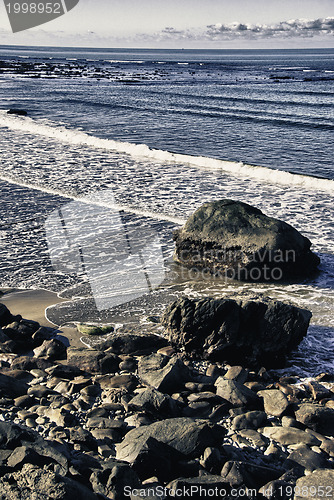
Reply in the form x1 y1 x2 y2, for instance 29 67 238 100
0 112 333 193
0 172 184 225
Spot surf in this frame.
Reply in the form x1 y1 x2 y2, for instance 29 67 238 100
0 111 333 193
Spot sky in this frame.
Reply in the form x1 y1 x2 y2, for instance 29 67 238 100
0 0 333 48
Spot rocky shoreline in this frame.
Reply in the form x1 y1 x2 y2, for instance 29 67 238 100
0 299 333 499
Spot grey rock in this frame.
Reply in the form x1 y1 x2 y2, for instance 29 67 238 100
33 339 67 360
214 378 260 409
285 444 329 472
261 427 321 446
129 388 178 416
295 470 334 500
0 463 97 499
258 389 289 417
162 296 311 367
90 461 140 499
116 417 225 461
224 366 248 384
295 403 334 436
96 332 168 355
232 410 267 430
173 199 319 280
67 347 120 374
221 461 282 489
138 354 191 393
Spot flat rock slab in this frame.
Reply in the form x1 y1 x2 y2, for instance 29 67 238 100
116 417 225 462
261 427 321 446
67 347 120 374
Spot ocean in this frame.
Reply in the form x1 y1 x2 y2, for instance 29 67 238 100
0 46 333 375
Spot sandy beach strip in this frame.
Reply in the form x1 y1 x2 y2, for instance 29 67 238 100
0 288 83 348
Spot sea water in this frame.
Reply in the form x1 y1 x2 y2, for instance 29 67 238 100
0 47 333 375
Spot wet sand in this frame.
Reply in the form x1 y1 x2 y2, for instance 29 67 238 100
0 289 83 348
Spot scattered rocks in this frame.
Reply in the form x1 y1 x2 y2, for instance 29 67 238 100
0 301 333 498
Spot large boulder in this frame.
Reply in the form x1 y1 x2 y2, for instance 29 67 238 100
173 199 320 281
116 418 225 462
162 296 311 367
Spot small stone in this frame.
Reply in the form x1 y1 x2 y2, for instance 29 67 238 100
14 395 35 409
232 410 267 430
224 366 248 384
308 381 332 401
215 378 260 409
157 346 176 357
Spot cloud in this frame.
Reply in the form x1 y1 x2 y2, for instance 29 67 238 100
205 17 334 40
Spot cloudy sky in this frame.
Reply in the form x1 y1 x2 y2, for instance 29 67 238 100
0 0 333 48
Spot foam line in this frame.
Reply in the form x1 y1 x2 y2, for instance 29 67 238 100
0 173 185 225
0 112 333 193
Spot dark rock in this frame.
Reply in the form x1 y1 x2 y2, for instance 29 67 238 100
97 374 137 391
10 356 54 371
258 389 290 417
285 444 329 472
7 109 28 116
31 326 53 346
90 461 140 498
162 296 311 367
67 347 120 374
13 395 36 409
129 388 179 416
224 366 248 384
33 339 67 360
214 378 261 409
119 356 137 372
116 417 225 461
173 199 320 280
259 479 296 499
167 476 231 499
7 445 55 469
200 447 224 474
0 303 15 327
295 403 334 436
0 463 96 499
96 332 168 355
0 372 28 398
45 364 84 379
295 470 334 500
232 410 267 430
221 461 282 490
131 436 183 482
138 354 191 393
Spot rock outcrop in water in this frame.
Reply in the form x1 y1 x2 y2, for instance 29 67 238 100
0 301 333 499
173 199 320 281
161 296 312 367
